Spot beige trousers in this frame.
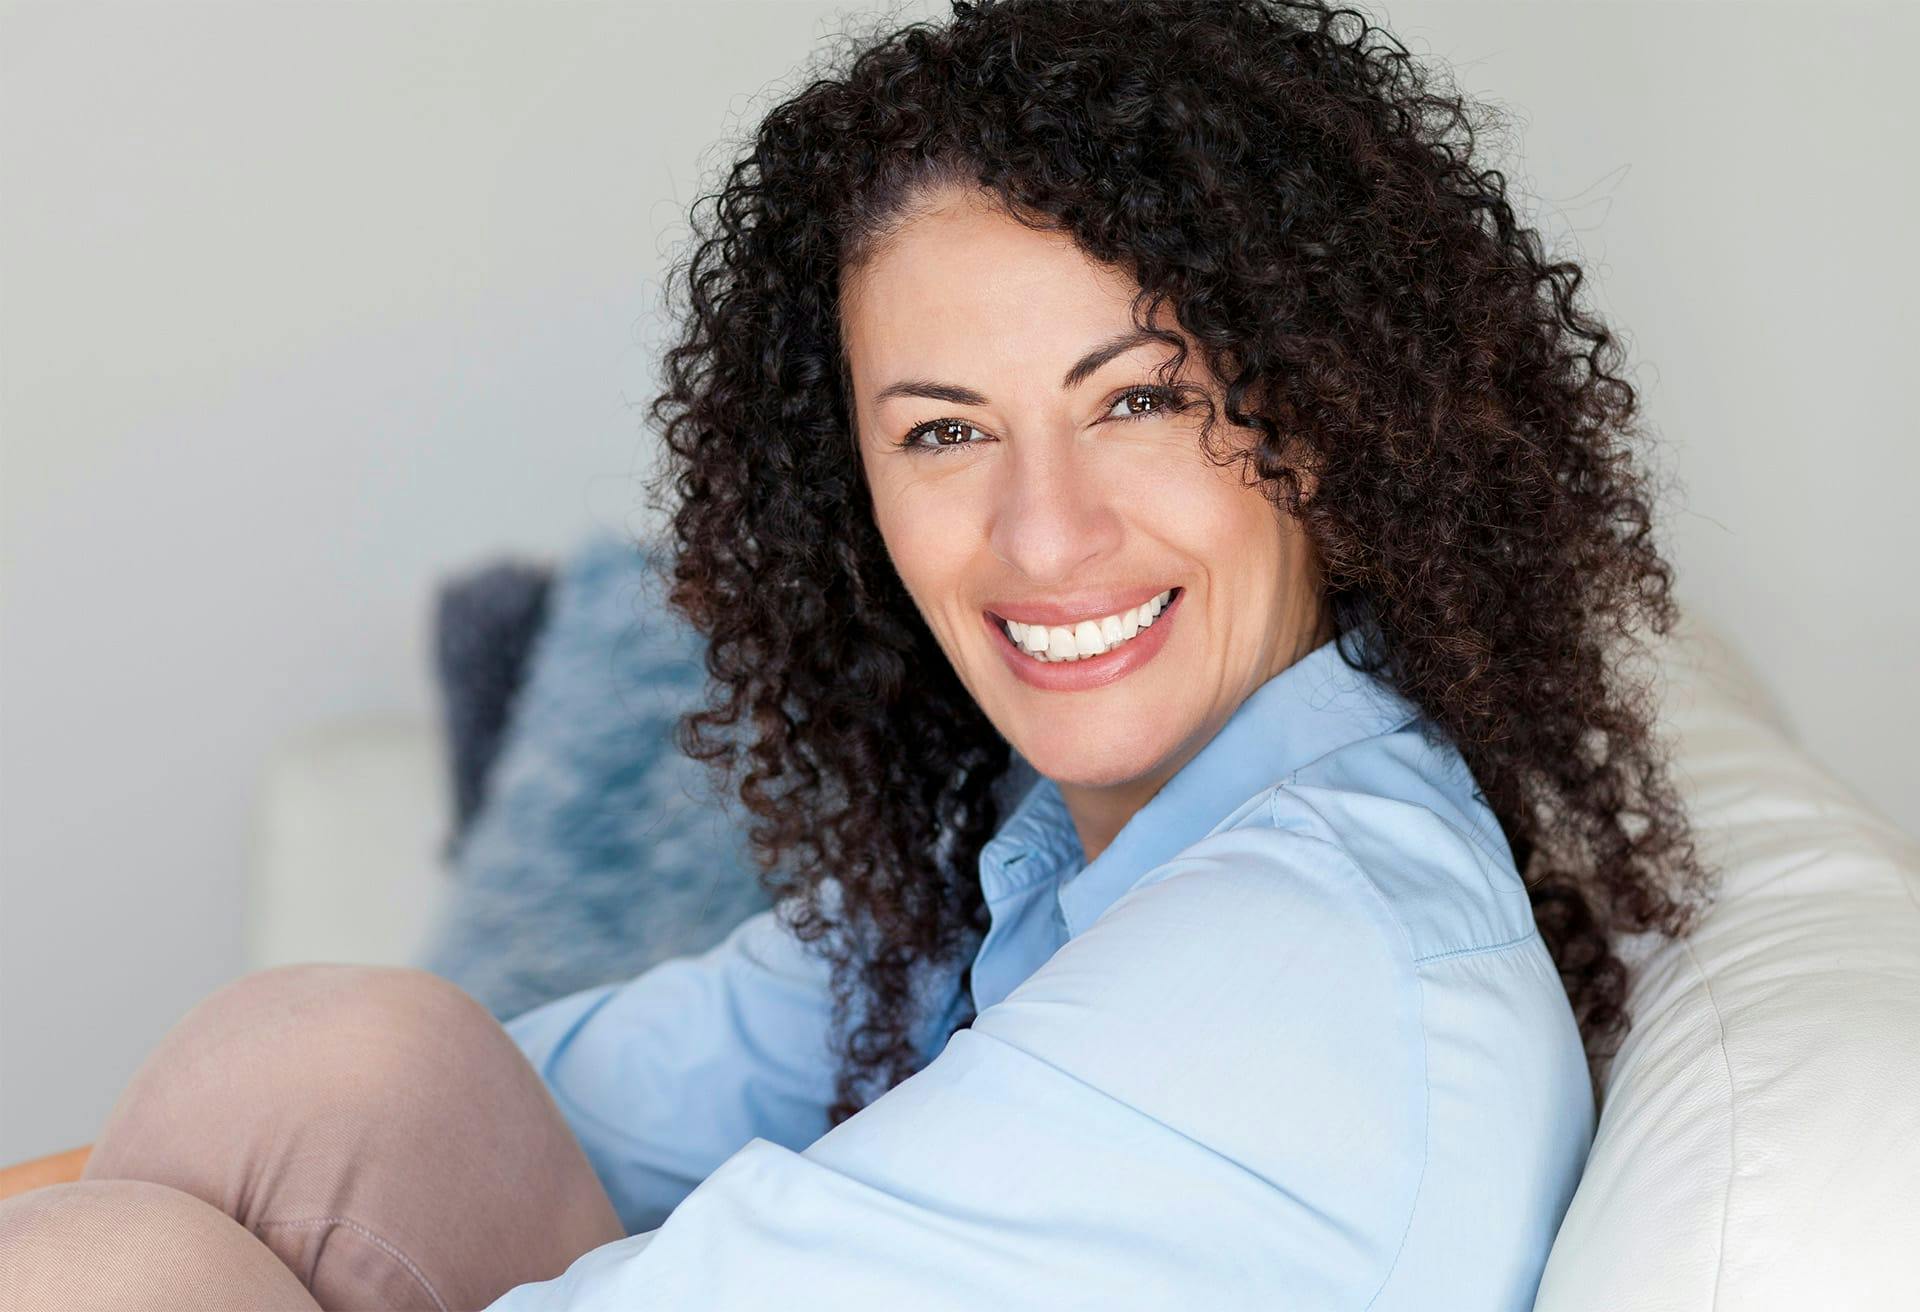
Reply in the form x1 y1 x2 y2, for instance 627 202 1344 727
0 964 628 1311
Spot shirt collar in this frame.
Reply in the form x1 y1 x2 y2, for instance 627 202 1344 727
978 622 1422 936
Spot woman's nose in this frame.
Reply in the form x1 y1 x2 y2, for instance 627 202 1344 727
986 438 1125 585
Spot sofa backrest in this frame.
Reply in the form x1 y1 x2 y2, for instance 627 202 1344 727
1533 608 1920 1310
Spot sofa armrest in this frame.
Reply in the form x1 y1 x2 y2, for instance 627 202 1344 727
0 1146 91 1204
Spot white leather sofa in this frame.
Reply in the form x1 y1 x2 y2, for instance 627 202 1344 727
252 607 1920 1309
1534 611 1920 1309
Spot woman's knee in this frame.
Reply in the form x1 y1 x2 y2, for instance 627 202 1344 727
216 962 517 1094
101 965 514 1127
85 964 534 1198
0 1179 319 1311
190 961 506 1070
83 962 623 1304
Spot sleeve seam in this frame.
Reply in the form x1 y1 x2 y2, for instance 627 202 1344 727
1260 788 1430 1309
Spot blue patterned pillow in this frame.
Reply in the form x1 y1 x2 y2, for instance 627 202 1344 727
418 531 773 1021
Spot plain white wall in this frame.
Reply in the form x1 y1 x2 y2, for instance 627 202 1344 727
2 0 1914 1161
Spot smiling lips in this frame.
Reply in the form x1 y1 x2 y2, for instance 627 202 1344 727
984 587 1184 692
994 588 1175 662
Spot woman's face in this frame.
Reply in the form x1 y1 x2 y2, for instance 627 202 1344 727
844 185 1329 806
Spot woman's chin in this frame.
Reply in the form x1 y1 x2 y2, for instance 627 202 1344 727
1012 725 1173 792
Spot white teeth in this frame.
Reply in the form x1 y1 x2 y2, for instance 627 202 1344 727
1002 589 1174 663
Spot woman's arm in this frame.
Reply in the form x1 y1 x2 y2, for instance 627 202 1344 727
503 881 953 1236
0 1144 91 1202
486 829 1435 1311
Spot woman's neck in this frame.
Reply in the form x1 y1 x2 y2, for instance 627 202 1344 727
1053 607 1337 866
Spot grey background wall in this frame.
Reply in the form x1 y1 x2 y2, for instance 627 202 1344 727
3 0 1915 1160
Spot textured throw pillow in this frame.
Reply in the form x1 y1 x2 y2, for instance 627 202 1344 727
417 531 774 1021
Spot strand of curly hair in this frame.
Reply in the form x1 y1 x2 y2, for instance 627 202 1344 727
641 0 1719 1124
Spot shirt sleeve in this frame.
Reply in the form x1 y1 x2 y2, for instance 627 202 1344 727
504 887 863 1235
488 823 1430 1311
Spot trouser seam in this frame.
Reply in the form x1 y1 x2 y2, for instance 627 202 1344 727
256 1215 450 1312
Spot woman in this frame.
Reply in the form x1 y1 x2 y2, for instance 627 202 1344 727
0 0 1716 1307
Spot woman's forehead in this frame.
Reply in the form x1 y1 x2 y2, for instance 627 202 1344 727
845 195 1135 347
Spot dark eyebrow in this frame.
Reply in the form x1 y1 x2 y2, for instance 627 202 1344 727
871 327 1162 407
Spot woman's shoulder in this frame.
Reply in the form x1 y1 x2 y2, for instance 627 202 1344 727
1106 720 1595 1291
1219 716 1544 969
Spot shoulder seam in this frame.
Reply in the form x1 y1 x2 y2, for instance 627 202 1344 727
1267 781 1534 964
1278 718 1516 878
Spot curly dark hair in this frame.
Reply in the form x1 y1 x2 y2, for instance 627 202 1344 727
642 0 1719 1125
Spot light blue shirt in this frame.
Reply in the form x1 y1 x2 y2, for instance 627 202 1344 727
491 633 1595 1310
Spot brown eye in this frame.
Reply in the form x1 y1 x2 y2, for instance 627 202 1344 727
1109 385 1177 421
900 418 987 451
